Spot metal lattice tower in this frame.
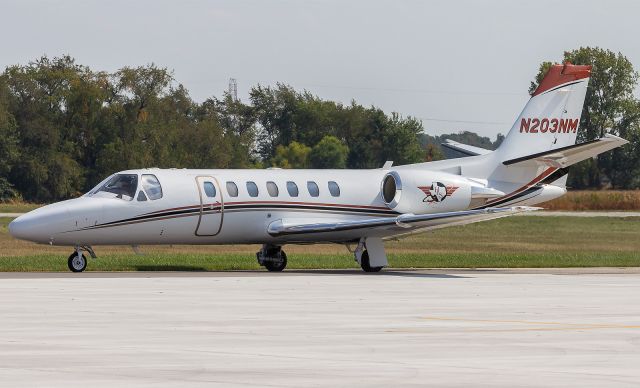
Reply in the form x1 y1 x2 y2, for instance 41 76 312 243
228 78 238 102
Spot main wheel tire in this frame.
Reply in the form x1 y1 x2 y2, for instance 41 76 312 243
360 250 383 273
68 252 87 273
264 250 287 272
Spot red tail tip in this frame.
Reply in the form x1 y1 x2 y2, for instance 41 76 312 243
532 63 592 97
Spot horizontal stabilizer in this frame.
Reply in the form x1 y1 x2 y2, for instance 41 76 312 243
267 206 539 237
442 139 493 156
502 134 629 168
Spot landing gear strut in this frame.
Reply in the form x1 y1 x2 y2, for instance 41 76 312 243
257 244 287 272
67 246 96 273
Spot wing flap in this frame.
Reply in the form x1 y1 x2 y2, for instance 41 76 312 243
267 206 539 237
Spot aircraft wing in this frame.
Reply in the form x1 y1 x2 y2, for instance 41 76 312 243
267 206 538 237
503 134 629 168
441 139 493 156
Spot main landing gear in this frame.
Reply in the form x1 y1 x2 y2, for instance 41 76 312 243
257 244 287 272
359 250 383 272
67 246 96 273
353 238 385 273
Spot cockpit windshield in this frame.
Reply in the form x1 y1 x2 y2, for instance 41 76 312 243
93 174 138 201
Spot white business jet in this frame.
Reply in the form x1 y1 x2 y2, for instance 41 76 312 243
9 63 627 272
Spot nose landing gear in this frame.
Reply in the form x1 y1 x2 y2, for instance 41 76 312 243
256 244 287 272
68 252 87 272
67 246 96 273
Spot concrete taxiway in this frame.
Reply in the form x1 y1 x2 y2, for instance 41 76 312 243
0 269 639 387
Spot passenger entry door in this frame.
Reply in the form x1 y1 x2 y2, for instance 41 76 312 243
195 176 223 236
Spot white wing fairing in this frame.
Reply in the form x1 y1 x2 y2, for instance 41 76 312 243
8 62 630 272
267 206 539 239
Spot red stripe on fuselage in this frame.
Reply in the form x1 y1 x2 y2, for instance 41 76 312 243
483 167 557 206
224 200 389 209
142 200 390 216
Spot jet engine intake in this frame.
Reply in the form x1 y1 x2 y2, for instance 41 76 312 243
381 171 402 208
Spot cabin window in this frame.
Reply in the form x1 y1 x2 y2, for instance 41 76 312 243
286 181 299 197
247 181 259 197
96 174 138 201
328 181 340 197
203 182 217 198
137 191 147 201
226 181 239 197
307 181 319 197
141 174 163 200
266 181 279 197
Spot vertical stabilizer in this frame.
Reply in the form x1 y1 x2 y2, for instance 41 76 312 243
489 63 591 187
497 63 591 162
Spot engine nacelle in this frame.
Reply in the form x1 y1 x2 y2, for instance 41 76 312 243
380 170 475 214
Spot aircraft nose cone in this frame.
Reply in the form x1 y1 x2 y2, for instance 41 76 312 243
8 217 27 239
9 212 44 242
8 203 71 243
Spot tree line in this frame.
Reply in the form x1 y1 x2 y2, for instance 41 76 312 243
0 56 424 202
1 47 639 203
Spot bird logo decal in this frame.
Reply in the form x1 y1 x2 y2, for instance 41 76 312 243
418 182 459 203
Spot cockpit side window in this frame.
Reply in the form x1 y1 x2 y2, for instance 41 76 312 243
141 174 163 200
95 174 138 201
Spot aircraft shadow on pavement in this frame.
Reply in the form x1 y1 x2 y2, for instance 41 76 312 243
134 265 209 271
283 269 470 278
380 271 469 279
128 267 470 278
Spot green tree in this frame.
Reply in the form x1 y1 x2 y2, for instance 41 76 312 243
0 77 19 200
250 84 298 160
381 114 424 165
4 56 87 200
425 143 444 162
0 77 18 177
271 141 311 168
309 135 349 168
201 94 258 168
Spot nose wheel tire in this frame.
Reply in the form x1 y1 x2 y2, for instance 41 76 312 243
360 250 383 273
68 252 87 273
264 250 287 272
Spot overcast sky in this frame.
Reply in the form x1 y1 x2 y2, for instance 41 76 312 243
2 0 639 138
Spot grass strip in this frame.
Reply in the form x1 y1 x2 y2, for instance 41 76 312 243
0 252 638 272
